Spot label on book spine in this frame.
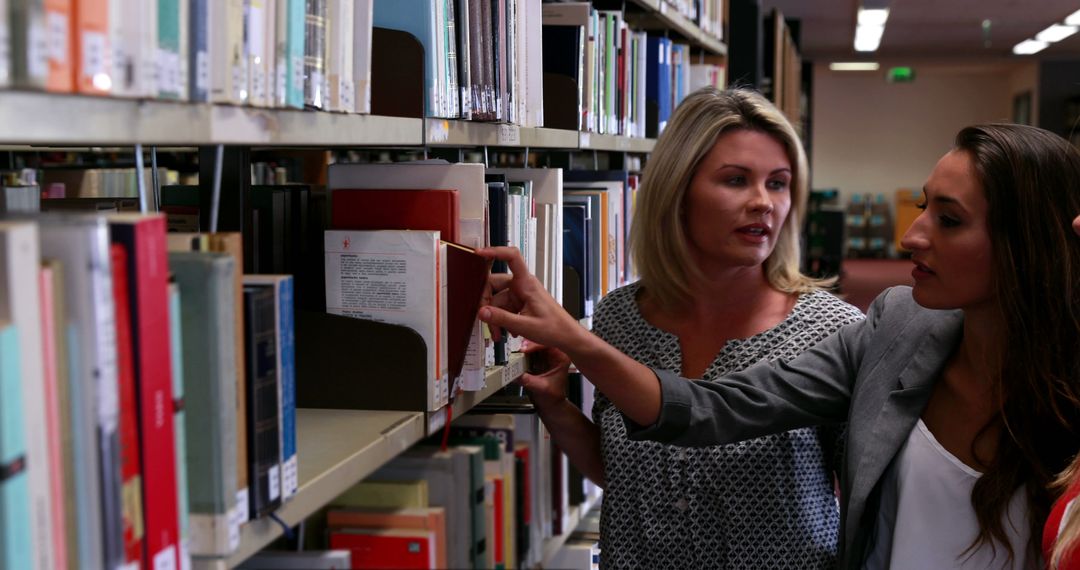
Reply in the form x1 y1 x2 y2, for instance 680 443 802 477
268 465 280 501
46 11 69 65
196 51 209 93
151 545 178 570
235 488 249 524
28 19 48 79
291 55 304 95
81 31 107 82
283 455 298 498
275 57 286 105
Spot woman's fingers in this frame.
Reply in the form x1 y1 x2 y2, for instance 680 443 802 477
476 246 532 279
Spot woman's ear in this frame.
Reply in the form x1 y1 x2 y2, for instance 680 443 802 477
1073 215 1080 237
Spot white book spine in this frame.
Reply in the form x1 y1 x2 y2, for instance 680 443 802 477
0 0 10 86
352 0 373 113
0 222 54 570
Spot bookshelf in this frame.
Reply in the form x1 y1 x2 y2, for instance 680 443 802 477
0 0 731 567
194 354 526 570
628 0 727 56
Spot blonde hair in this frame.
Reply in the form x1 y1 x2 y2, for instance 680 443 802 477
1051 456 1080 568
629 87 832 311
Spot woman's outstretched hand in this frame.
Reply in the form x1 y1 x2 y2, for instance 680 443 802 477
477 246 589 353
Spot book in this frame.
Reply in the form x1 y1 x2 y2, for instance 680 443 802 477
0 320 31 570
165 232 250 526
1 185 41 213
333 480 429 509
236 550 352 569
324 229 449 411
168 252 241 556
242 285 282 520
188 0 209 101
0 221 55 570
326 507 447 569
329 528 437 569
443 242 491 385
158 0 183 99
37 262 70 570
372 447 480 569
108 243 145 570
210 0 246 104
37 214 122 570
109 213 180 570
304 0 328 108
44 0 73 93
354 0 374 112
330 188 461 244
243 275 298 503
326 0 355 112
168 281 192 570
277 0 305 109
11 0 47 90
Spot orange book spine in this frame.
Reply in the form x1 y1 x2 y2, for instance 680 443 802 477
44 0 74 92
74 0 110 94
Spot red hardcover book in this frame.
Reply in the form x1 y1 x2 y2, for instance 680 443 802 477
443 242 492 382
330 529 437 569
493 478 505 567
331 189 461 243
109 214 179 570
110 245 145 568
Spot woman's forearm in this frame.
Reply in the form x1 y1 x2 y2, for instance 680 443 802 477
535 397 606 488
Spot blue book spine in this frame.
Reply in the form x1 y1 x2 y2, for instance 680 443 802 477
286 0 305 108
169 286 192 569
190 0 210 101
279 277 297 499
0 325 31 570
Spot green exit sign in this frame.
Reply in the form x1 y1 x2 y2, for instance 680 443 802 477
887 67 916 83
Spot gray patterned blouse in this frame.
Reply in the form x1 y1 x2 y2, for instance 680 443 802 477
591 282 865 569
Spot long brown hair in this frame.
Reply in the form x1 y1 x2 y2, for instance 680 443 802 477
955 124 1080 560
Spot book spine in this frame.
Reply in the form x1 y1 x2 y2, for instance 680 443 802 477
111 218 180 570
73 0 109 93
109 244 146 569
189 0 209 101
243 286 282 519
169 283 192 570
0 325 31 570
158 0 182 98
304 0 327 108
168 254 240 557
11 0 48 89
44 0 74 92
279 278 297 501
37 266 69 570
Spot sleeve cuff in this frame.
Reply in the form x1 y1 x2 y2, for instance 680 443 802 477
623 368 694 443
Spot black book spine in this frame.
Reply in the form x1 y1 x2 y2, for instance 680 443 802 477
244 286 282 519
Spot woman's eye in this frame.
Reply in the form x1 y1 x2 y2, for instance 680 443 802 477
726 176 746 185
916 201 927 210
767 179 789 190
939 215 961 228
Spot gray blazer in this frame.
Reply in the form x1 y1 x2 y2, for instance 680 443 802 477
627 286 964 569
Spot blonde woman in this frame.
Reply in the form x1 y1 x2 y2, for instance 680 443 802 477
1043 215 1080 570
524 87 863 568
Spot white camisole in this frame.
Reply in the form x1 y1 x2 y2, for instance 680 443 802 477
862 419 1035 569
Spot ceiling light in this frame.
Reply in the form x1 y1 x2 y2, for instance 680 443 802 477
1013 39 1049 55
857 8 890 27
1065 9 1080 26
854 25 885 52
1036 24 1078 43
829 62 881 71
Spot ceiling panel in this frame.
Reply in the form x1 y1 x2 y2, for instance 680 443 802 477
761 0 1080 59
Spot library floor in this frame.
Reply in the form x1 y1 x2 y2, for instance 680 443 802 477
837 259 916 313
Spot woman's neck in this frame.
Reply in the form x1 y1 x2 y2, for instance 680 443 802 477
644 265 794 333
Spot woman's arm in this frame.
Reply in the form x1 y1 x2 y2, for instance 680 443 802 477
479 247 875 447
519 346 606 487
